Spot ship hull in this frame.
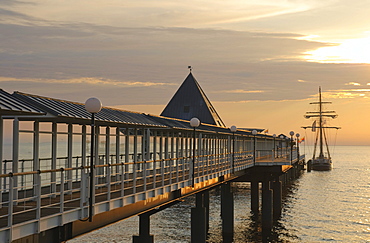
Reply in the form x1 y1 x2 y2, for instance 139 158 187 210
311 158 332 171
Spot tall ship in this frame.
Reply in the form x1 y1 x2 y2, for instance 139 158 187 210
302 87 340 171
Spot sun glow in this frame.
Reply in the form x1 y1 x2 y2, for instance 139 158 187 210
305 36 370 64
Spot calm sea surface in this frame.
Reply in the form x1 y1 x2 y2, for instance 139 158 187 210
68 145 370 242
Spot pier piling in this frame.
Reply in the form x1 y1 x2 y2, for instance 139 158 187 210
221 182 234 243
251 180 260 215
133 213 154 243
191 192 208 243
272 179 282 220
262 179 273 230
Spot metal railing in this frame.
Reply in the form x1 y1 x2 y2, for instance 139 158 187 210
0 148 298 242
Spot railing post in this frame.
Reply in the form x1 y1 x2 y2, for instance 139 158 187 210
12 117 19 201
153 131 157 190
179 133 184 183
51 122 57 197
106 127 111 205
143 161 147 194
82 125 87 168
271 150 274 162
116 127 124 200
253 135 256 166
164 132 169 176
159 132 164 188
33 121 40 196
105 126 110 177
141 128 145 177
133 128 138 194
60 169 65 225
192 127 196 186
8 174 14 242
80 168 88 219
0 117 3 207
198 133 202 178
67 124 73 192
175 132 179 184
107 164 111 207
125 127 129 194
184 133 188 182
205 136 209 176
170 132 174 185
229 135 233 173
35 170 41 233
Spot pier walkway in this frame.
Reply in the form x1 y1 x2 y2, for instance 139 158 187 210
0 89 304 242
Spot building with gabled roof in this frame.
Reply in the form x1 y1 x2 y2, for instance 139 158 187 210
160 72 226 127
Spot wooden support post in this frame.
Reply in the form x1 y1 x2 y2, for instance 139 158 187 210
221 182 234 243
262 179 273 230
133 213 154 243
204 190 210 232
272 179 282 220
191 192 207 243
251 180 259 215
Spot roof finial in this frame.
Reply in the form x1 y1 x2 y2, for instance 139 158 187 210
188 66 192 73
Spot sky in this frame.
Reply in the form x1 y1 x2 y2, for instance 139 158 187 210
1 0 370 145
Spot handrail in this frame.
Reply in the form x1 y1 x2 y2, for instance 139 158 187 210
0 149 296 178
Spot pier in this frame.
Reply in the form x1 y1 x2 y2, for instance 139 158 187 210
0 73 305 242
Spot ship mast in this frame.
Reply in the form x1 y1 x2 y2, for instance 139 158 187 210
319 87 324 158
302 87 340 159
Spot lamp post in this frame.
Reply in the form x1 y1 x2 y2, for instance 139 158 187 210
273 134 276 159
190 117 200 186
296 133 300 160
252 130 257 166
85 97 102 222
230 125 237 173
289 131 294 164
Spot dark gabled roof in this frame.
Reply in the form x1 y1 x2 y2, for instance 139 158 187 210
160 72 226 127
13 92 166 127
0 89 45 115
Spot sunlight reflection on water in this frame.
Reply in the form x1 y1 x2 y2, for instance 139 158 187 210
68 146 370 242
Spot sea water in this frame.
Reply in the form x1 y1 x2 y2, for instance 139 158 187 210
63 146 369 242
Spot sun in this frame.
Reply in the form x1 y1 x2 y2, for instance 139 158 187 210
304 36 370 64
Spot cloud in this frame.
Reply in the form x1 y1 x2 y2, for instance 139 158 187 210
222 89 265 94
0 76 174 87
0 1 317 29
345 82 361 86
323 88 370 99
1 3 370 106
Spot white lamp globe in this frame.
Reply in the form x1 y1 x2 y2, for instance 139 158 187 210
230 125 237 133
273 134 276 138
252 130 257 135
289 131 294 136
280 135 284 139
85 97 102 113
296 133 300 138
190 117 200 127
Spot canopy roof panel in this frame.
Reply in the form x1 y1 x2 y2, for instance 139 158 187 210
13 92 166 127
0 89 45 115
